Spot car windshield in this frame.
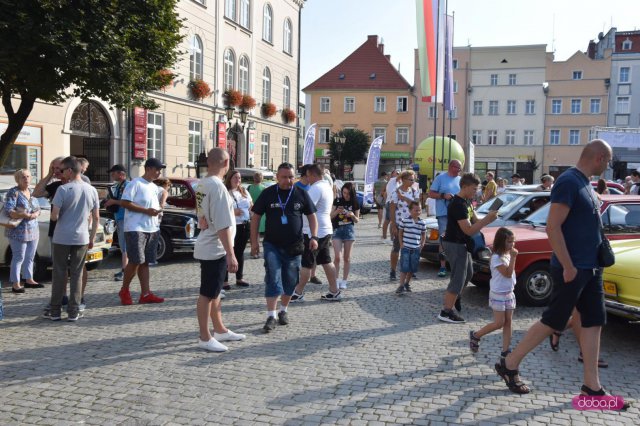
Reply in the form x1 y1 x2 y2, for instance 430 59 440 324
476 193 525 215
523 202 550 225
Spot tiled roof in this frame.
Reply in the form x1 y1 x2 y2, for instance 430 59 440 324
303 35 412 92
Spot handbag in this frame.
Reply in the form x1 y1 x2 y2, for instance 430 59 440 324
0 202 23 229
588 188 615 268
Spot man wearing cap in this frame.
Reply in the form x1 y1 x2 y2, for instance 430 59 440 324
104 164 129 281
118 158 165 305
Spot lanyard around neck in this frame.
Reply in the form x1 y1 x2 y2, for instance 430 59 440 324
277 187 294 217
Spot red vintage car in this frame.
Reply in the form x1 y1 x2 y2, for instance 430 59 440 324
166 177 200 209
471 195 640 306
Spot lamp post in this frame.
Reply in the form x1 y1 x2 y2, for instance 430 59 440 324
225 106 251 170
333 135 346 179
196 150 208 178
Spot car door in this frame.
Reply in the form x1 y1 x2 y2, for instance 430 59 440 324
601 202 640 240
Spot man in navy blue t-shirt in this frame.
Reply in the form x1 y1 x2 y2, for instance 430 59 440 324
497 140 625 403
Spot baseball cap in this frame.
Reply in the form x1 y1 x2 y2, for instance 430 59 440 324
144 158 166 169
107 164 126 173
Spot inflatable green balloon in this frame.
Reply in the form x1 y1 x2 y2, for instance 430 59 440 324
414 136 465 179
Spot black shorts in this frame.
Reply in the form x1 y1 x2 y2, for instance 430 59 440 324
301 234 332 268
199 257 227 299
540 266 606 331
124 231 159 265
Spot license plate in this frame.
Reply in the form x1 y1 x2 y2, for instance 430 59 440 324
603 281 617 297
86 251 103 262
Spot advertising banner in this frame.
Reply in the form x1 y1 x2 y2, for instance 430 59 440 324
363 136 384 204
133 107 147 160
302 123 317 165
217 121 227 149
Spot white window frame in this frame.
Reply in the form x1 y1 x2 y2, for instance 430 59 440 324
508 74 516 85
281 137 289 163
569 129 580 146
490 74 498 86
188 120 202 163
396 96 408 112
523 130 534 146
506 100 516 115
147 112 164 161
238 55 250 95
617 96 630 114
489 100 498 116
448 107 457 119
239 0 250 28
283 19 292 54
487 130 497 145
472 130 482 145
552 99 562 114
262 67 271 102
374 96 386 112
320 97 330 113
428 105 438 119
260 134 270 168
344 97 355 113
572 70 583 80
590 98 601 114
319 127 330 144
550 129 560 145
505 130 515 145
190 35 203 81
283 76 291 108
525 100 535 115
396 127 409 145
223 49 235 91
225 0 236 21
571 99 582 114
373 127 386 144
619 67 630 83
262 4 273 43
622 39 632 50
473 100 482 115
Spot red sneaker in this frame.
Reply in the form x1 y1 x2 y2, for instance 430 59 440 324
119 288 133 305
139 292 164 304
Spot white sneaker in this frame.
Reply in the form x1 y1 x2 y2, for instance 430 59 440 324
214 330 246 342
220 289 226 300
338 279 348 289
198 338 228 352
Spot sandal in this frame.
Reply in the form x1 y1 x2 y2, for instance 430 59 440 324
469 331 480 353
581 385 630 410
549 331 562 352
578 352 609 368
495 358 530 394
236 280 250 287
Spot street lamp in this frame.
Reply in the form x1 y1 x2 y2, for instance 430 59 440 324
333 135 346 179
226 106 251 170
196 150 208 178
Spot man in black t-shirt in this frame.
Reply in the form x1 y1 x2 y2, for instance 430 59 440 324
251 163 318 333
33 157 68 238
438 173 497 324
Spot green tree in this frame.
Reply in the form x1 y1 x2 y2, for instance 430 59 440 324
0 0 183 165
328 129 370 179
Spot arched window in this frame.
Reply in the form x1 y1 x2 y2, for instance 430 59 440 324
239 0 251 28
190 35 203 81
283 76 290 108
262 67 271 103
283 19 292 54
239 55 250 95
262 4 273 43
223 49 235 90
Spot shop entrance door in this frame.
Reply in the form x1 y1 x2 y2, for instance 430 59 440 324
83 138 111 181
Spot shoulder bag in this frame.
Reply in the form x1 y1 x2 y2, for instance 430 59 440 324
588 189 615 267
0 201 23 229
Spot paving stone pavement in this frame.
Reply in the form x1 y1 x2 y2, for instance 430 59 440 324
0 216 638 425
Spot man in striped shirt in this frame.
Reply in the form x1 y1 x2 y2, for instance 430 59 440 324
396 201 427 294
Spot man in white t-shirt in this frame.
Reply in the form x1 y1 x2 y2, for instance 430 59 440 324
291 164 342 301
118 158 165 306
382 169 400 242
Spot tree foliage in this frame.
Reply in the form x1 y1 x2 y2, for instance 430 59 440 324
0 0 184 165
328 128 370 167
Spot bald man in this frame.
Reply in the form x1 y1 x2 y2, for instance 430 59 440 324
495 140 627 407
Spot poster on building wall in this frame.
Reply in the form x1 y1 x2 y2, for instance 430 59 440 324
133 107 147 160
217 121 227 149
248 129 256 166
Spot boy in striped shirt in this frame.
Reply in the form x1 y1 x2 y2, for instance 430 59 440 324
396 201 427 294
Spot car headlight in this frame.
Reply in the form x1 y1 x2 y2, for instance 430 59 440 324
477 248 492 261
104 219 116 235
185 218 195 238
428 228 440 241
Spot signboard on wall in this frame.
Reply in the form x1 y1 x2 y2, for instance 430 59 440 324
0 123 42 144
133 107 147 160
217 122 227 149
248 129 256 166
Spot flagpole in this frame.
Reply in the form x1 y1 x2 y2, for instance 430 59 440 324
448 8 453 162
432 0 442 182
441 0 448 158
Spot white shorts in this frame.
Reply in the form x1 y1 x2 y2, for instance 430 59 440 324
489 291 516 312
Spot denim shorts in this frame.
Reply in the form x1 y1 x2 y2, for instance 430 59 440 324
333 223 355 241
263 241 301 298
399 247 421 273
384 202 391 221
124 231 159 265
489 291 516 311
437 216 448 239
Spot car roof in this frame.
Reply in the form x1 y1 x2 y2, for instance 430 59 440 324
502 190 550 196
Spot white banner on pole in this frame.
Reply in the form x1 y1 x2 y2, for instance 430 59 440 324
363 136 384 204
302 123 317 165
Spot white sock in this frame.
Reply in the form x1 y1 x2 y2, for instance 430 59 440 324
280 305 288 313
268 310 277 318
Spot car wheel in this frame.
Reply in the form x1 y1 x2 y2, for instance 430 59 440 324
156 231 173 262
515 262 555 307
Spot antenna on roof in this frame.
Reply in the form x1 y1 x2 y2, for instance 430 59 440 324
398 62 401 73
551 14 556 53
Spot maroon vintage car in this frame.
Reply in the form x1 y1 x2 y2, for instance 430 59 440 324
166 177 200 209
471 195 640 306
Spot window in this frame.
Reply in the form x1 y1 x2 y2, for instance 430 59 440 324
344 97 355 113
620 67 630 83
472 130 482 145
590 98 601 114
189 35 203 80
225 0 236 20
319 127 330 143
452 59 458 69
489 100 498 115
238 55 250 94
505 130 515 145
374 96 386 112
223 49 235 90
396 128 409 145
397 96 408 112
572 70 582 80
448 107 457 119
281 137 289 163
622 39 633 50
239 0 250 28
262 67 271 102
262 4 273 43
283 76 291 108
552 99 562 114
147 112 164 161
188 120 202 163
569 130 580 145
550 129 560 145
428 105 438 119
525 100 535 115
508 74 516 85
320 97 330 113
506 100 516 115
487 130 497 145
473 100 483 115
571 99 582 114
260 134 269 168
453 81 458 93
490 74 498 86
373 127 386 144
617 96 630 114
523 130 534 146
283 19 292 54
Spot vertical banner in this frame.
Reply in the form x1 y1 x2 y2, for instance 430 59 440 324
468 140 475 174
302 123 317 165
133 107 147 160
415 0 445 101
444 14 455 112
248 128 256 166
363 136 384 204
217 121 227 149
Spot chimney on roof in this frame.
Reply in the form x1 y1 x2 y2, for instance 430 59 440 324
385 54 391 61
379 43 384 54
367 35 378 43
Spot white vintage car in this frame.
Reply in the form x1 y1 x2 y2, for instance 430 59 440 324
0 183 114 280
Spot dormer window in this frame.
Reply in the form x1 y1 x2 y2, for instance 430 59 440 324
622 38 632 50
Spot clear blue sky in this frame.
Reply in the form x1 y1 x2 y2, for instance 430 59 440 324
300 0 639 91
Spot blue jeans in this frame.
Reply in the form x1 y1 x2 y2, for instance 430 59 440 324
9 238 37 283
263 241 301 298
399 247 421 273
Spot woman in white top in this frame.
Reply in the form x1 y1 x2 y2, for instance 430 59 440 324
224 170 253 289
